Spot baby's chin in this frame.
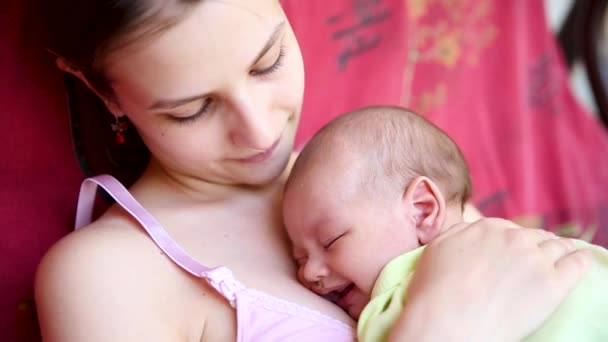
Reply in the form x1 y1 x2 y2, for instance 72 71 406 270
345 298 368 320
312 282 370 320
333 286 368 320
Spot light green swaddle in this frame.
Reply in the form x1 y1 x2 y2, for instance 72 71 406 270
358 240 608 342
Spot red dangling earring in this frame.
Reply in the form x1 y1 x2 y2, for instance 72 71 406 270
111 116 128 144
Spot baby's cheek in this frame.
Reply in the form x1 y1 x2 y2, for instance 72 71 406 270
295 267 309 287
341 255 380 294
294 265 303 280
335 254 362 280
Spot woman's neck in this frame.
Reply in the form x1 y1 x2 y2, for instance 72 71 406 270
132 158 287 205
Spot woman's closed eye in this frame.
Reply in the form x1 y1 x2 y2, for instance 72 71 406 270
168 46 286 125
250 45 286 77
172 97 214 125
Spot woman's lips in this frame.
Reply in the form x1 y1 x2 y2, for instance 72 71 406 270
236 138 280 163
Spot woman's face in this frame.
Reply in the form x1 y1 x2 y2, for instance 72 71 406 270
105 0 304 186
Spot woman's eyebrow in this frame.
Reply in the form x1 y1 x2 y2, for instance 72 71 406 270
147 21 286 111
250 21 286 66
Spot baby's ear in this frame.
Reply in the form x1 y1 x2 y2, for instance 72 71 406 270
403 177 446 244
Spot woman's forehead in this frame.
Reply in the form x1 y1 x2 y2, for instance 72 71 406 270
105 0 285 101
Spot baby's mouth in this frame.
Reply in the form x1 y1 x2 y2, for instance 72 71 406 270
322 284 354 304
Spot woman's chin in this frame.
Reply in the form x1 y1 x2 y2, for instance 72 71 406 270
236 153 293 187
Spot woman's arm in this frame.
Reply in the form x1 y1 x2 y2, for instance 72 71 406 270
388 218 592 342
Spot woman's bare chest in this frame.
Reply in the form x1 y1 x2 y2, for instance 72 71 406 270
154 208 353 330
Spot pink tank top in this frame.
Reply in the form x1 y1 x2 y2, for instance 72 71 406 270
75 175 355 342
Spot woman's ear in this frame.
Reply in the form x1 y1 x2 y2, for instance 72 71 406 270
55 57 75 73
55 57 124 118
56 58 94 92
402 176 446 245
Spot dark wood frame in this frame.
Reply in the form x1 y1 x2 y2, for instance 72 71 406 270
559 0 608 129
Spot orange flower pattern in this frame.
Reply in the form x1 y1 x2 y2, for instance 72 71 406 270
401 0 498 113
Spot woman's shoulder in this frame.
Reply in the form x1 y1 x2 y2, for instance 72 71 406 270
35 212 217 341
36 210 159 283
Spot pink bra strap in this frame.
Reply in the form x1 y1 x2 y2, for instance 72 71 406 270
75 174 212 277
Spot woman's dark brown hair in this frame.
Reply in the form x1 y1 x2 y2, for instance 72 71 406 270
40 0 201 95
34 0 202 186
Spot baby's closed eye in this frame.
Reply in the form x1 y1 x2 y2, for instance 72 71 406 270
322 232 348 250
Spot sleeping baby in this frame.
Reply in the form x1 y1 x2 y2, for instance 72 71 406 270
282 105 608 342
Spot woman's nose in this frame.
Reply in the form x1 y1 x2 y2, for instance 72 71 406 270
229 94 278 150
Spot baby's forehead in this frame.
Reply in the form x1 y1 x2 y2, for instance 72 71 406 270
295 162 362 197
305 145 362 174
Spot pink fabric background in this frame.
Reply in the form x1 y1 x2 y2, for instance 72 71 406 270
284 0 608 244
1 1 83 340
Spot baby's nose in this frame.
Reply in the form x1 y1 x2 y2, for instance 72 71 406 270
299 259 329 289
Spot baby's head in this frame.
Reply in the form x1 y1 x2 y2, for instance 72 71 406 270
283 105 471 319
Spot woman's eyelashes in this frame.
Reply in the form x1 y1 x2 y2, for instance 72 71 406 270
250 45 286 77
169 46 286 125
173 98 213 125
